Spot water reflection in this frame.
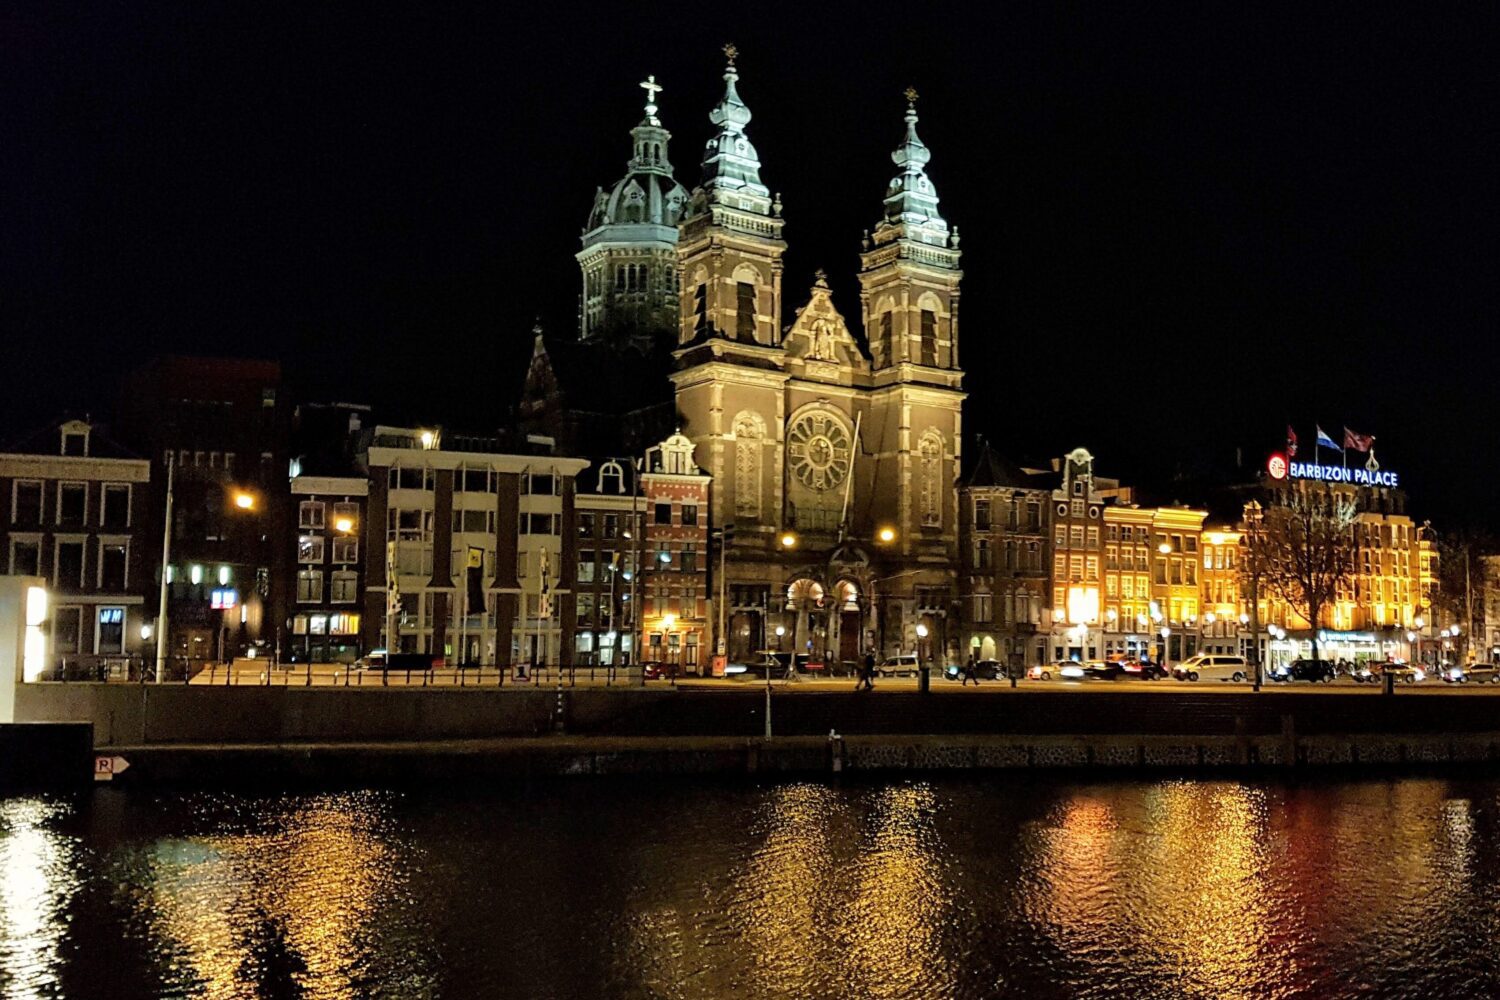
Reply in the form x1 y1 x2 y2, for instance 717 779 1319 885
126 792 436 999
0 798 78 999
6 777 1500 998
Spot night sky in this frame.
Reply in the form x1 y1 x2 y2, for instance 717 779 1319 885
4 3 1497 524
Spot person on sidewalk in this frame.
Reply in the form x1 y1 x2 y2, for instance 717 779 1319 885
962 653 980 686
857 650 876 691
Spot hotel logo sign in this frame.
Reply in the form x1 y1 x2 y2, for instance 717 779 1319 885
1267 452 1398 488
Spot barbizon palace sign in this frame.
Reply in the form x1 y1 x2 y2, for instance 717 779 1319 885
1266 452 1398 488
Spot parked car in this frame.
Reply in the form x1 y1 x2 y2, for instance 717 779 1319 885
1347 663 1380 684
1442 662 1500 684
1271 658 1336 683
642 661 677 681
1026 664 1055 681
1380 661 1426 684
1174 654 1251 683
945 659 1004 681
877 653 920 678
1118 658 1167 681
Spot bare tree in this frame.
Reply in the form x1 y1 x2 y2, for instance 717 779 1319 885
1257 484 1358 664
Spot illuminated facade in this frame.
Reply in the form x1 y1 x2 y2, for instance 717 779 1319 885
638 432 711 672
667 57 964 664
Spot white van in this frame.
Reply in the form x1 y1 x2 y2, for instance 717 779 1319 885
1174 654 1251 682
878 653 920 677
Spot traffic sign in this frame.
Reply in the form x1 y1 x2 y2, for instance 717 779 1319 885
93 755 130 782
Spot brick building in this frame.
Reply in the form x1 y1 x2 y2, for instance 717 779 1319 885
0 419 150 672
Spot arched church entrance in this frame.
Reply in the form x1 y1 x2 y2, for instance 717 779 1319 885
785 578 825 663
832 579 862 666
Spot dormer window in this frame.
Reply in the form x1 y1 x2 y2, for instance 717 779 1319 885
599 461 625 495
61 423 89 457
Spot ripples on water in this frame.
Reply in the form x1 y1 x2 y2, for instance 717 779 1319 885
3 777 1500 998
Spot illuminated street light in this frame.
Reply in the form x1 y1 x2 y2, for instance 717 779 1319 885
663 613 676 631
1239 613 1249 625
1158 542 1172 555
877 527 896 543
775 625 786 637
233 491 255 510
915 623 929 639
779 532 797 549
1415 615 1425 629
419 430 436 449
140 623 153 640
334 516 354 533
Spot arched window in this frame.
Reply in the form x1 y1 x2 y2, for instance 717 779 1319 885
919 432 944 528
733 412 765 519
599 461 625 496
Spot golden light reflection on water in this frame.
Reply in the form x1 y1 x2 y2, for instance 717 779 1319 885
616 781 954 1000
0 799 78 999
135 792 435 999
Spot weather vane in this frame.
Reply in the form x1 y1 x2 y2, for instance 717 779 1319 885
723 43 738 66
904 86 919 106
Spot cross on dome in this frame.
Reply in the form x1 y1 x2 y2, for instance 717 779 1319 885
640 74 663 125
904 86 919 106
723 42 738 66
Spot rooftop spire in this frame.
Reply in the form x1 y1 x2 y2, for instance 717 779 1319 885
692 44 771 216
876 86 950 247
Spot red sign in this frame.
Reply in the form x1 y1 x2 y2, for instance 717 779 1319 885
1266 452 1288 481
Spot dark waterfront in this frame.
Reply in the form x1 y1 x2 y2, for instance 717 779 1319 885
3 776 1500 999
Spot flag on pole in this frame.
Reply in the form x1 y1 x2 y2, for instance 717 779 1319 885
385 540 401 618
1285 425 1298 458
1343 427 1375 452
1315 426 1340 451
538 547 553 619
465 546 485 615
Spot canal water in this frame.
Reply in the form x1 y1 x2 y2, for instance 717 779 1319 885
2 776 1499 999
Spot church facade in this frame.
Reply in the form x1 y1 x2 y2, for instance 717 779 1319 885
558 51 966 666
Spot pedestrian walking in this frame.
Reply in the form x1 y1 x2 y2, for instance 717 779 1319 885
962 653 980 686
857 650 876 691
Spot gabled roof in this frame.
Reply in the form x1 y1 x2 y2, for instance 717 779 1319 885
2 419 144 460
963 438 1046 490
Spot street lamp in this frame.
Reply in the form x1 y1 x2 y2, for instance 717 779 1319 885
1160 626 1172 674
334 516 354 534
233 491 256 511
780 532 798 550
877 527 896 544
916 622 930 677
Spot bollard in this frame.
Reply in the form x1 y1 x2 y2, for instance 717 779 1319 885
918 665 930 694
306 662 312 687
1384 670 1395 696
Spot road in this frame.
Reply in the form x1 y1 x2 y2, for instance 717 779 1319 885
173 661 1500 694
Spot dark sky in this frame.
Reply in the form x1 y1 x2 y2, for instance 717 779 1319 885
4 3 1497 524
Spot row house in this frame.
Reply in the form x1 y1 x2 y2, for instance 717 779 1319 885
638 432 711 672
573 458 644 667
957 441 1050 667
358 427 588 667
288 475 367 662
0 420 150 669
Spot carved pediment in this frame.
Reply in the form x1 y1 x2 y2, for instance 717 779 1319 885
784 272 869 372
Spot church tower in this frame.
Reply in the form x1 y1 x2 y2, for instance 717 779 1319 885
577 76 689 343
672 46 790 539
675 45 786 348
858 89 965 558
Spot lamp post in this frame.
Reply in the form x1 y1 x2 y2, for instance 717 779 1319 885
153 453 176 682
1243 500 1265 691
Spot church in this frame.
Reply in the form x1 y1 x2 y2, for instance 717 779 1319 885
523 48 965 667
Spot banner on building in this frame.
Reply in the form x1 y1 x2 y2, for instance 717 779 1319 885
466 546 485 615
